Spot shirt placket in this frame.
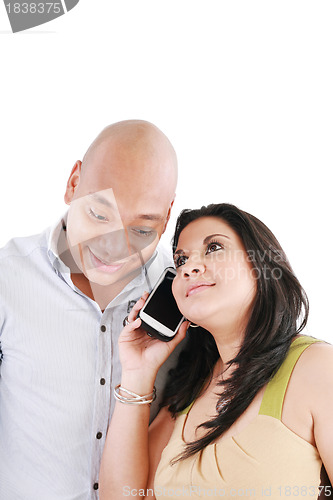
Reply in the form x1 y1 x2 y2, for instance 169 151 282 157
90 310 113 497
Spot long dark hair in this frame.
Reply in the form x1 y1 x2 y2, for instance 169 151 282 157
162 203 309 462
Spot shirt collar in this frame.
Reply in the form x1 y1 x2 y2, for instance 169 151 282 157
47 213 70 275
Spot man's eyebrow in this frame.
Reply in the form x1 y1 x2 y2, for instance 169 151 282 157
135 214 164 222
89 193 114 208
89 194 163 222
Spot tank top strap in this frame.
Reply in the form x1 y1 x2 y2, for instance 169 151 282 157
178 401 194 416
259 335 322 420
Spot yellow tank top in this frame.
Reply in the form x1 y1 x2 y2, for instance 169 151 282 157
154 336 323 499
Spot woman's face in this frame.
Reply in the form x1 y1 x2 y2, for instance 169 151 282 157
172 217 257 333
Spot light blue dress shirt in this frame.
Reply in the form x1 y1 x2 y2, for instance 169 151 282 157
0 216 178 499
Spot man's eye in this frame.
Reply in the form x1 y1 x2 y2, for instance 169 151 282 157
174 254 188 268
206 241 223 254
130 227 155 238
89 209 109 222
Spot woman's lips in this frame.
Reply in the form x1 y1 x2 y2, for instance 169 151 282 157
186 282 215 297
89 248 124 274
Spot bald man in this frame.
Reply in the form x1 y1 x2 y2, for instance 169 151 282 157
0 120 180 500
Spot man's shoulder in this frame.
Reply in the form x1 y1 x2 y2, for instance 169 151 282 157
0 227 50 263
146 241 174 287
155 241 174 267
148 242 174 283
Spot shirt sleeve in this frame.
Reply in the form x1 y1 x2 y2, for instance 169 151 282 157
0 302 4 373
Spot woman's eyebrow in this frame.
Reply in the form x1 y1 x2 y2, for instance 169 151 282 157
174 234 231 256
203 233 230 244
173 249 185 256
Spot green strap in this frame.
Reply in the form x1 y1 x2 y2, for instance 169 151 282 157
179 400 195 416
259 335 322 420
179 336 322 419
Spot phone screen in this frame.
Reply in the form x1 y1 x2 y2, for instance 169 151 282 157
144 270 183 331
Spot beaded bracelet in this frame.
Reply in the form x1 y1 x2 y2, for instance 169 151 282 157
113 384 156 405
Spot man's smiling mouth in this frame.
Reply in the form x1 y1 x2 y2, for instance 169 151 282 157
88 248 125 273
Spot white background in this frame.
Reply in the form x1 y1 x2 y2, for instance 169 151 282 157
0 1 332 341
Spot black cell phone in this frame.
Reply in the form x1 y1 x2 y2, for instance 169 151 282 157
139 267 185 341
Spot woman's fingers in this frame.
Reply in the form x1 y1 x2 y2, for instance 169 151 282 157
167 320 190 350
119 316 145 345
127 292 149 323
124 316 141 332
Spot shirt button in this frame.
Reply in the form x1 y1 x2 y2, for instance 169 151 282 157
96 432 103 439
93 482 99 490
100 378 106 385
100 325 106 332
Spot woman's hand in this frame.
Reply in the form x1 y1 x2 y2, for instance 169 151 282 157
119 292 189 380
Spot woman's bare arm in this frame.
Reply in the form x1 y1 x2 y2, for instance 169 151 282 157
147 407 177 492
99 370 155 500
99 385 178 500
99 295 188 500
310 343 333 488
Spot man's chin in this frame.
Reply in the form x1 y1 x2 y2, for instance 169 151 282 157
84 266 142 288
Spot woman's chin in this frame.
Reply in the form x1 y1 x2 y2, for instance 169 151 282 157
183 308 212 328
186 315 209 330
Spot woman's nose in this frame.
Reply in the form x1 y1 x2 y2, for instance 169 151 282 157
181 257 205 277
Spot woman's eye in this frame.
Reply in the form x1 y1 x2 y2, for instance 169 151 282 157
206 242 223 254
174 254 188 268
89 209 109 222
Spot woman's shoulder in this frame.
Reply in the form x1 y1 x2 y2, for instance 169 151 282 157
280 336 333 446
292 335 332 369
294 335 333 367
290 336 333 404
295 337 333 479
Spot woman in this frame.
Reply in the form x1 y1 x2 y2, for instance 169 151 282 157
99 203 333 499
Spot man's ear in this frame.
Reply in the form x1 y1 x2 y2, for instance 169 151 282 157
162 195 175 234
64 161 82 205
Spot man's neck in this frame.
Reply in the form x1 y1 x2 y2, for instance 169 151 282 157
70 270 141 311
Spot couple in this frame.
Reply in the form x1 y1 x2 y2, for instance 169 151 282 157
0 120 332 499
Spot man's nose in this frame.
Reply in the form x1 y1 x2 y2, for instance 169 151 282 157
92 227 156 257
94 229 133 257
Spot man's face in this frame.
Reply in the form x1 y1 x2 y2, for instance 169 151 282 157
64 140 174 286
66 187 168 286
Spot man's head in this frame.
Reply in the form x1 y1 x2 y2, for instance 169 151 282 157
64 120 178 286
